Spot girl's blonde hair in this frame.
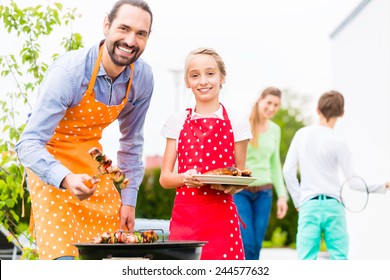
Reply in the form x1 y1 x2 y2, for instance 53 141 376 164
184 48 226 87
249 87 282 148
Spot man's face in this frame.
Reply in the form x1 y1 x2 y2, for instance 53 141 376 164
103 4 151 66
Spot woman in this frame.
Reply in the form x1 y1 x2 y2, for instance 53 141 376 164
234 86 289 260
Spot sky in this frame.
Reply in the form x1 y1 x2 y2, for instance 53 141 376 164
1 0 362 159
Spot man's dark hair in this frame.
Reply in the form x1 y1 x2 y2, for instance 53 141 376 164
108 0 153 33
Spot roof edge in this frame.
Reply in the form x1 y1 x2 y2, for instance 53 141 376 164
330 0 372 39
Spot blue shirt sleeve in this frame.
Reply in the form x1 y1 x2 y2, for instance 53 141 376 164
117 62 154 206
15 64 76 188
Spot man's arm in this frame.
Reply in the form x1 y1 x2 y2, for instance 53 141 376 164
117 73 154 207
15 65 74 188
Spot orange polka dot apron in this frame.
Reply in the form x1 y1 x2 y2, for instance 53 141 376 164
169 105 245 260
26 44 133 260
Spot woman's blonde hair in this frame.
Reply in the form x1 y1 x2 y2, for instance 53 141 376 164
249 87 282 148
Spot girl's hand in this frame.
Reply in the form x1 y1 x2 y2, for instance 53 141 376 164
182 169 203 188
210 184 246 194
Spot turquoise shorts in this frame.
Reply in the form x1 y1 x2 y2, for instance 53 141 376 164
297 195 348 260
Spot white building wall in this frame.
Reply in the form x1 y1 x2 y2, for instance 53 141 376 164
331 0 390 259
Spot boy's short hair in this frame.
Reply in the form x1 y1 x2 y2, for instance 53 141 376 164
318 90 344 121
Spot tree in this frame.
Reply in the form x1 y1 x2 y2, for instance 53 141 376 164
136 168 176 220
0 0 83 258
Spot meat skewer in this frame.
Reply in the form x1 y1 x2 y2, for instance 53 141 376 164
85 147 129 190
91 230 159 244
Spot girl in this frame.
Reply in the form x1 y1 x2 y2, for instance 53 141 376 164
159 48 251 260
234 87 289 260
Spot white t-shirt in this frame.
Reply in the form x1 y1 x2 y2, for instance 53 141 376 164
283 124 386 208
160 104 252 147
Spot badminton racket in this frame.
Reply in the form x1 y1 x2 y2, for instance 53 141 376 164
340 176 369 213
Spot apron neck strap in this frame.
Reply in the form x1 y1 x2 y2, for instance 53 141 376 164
87 44 104 93
87 43 134 99
220 103 229 119
125 64 134 99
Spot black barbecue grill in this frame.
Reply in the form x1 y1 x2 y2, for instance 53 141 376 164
74 229 207 260
74 240 207 260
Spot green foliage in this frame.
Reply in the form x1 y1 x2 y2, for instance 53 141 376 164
274 90 311 164
270 227 288 247
0 0 84 258
19 247 39 260
275 107 305 164
136 168 176 220
265 192 298 246
0 157 30 235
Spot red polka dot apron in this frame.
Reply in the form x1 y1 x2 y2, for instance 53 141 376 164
169 105 245 260
26 44 134 260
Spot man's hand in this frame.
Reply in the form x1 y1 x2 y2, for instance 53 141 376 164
120 205 135 231
61 173 96 200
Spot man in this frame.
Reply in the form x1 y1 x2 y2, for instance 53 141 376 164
15 0 154 260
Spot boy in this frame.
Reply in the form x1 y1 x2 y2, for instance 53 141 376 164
283 90 389 260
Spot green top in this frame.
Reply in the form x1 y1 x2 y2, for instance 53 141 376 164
246 120 288 198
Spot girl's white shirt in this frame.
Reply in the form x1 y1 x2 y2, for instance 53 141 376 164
160 104 252 148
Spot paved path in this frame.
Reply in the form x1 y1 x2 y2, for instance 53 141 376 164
260 248 329 260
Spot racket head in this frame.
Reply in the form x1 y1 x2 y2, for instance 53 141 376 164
340 176 369 213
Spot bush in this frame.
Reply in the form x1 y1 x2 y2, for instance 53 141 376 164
136 168 175 220
264 193 298 246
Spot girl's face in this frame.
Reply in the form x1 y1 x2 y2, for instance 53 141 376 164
257 94 281 120
185 54 224 103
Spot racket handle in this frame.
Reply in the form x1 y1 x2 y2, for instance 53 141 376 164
85 175 101 188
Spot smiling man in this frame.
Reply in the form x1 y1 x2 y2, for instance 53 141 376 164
15 0 154 260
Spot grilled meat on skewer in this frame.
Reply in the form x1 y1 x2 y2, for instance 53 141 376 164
87 147 130 189
91 230 159 244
